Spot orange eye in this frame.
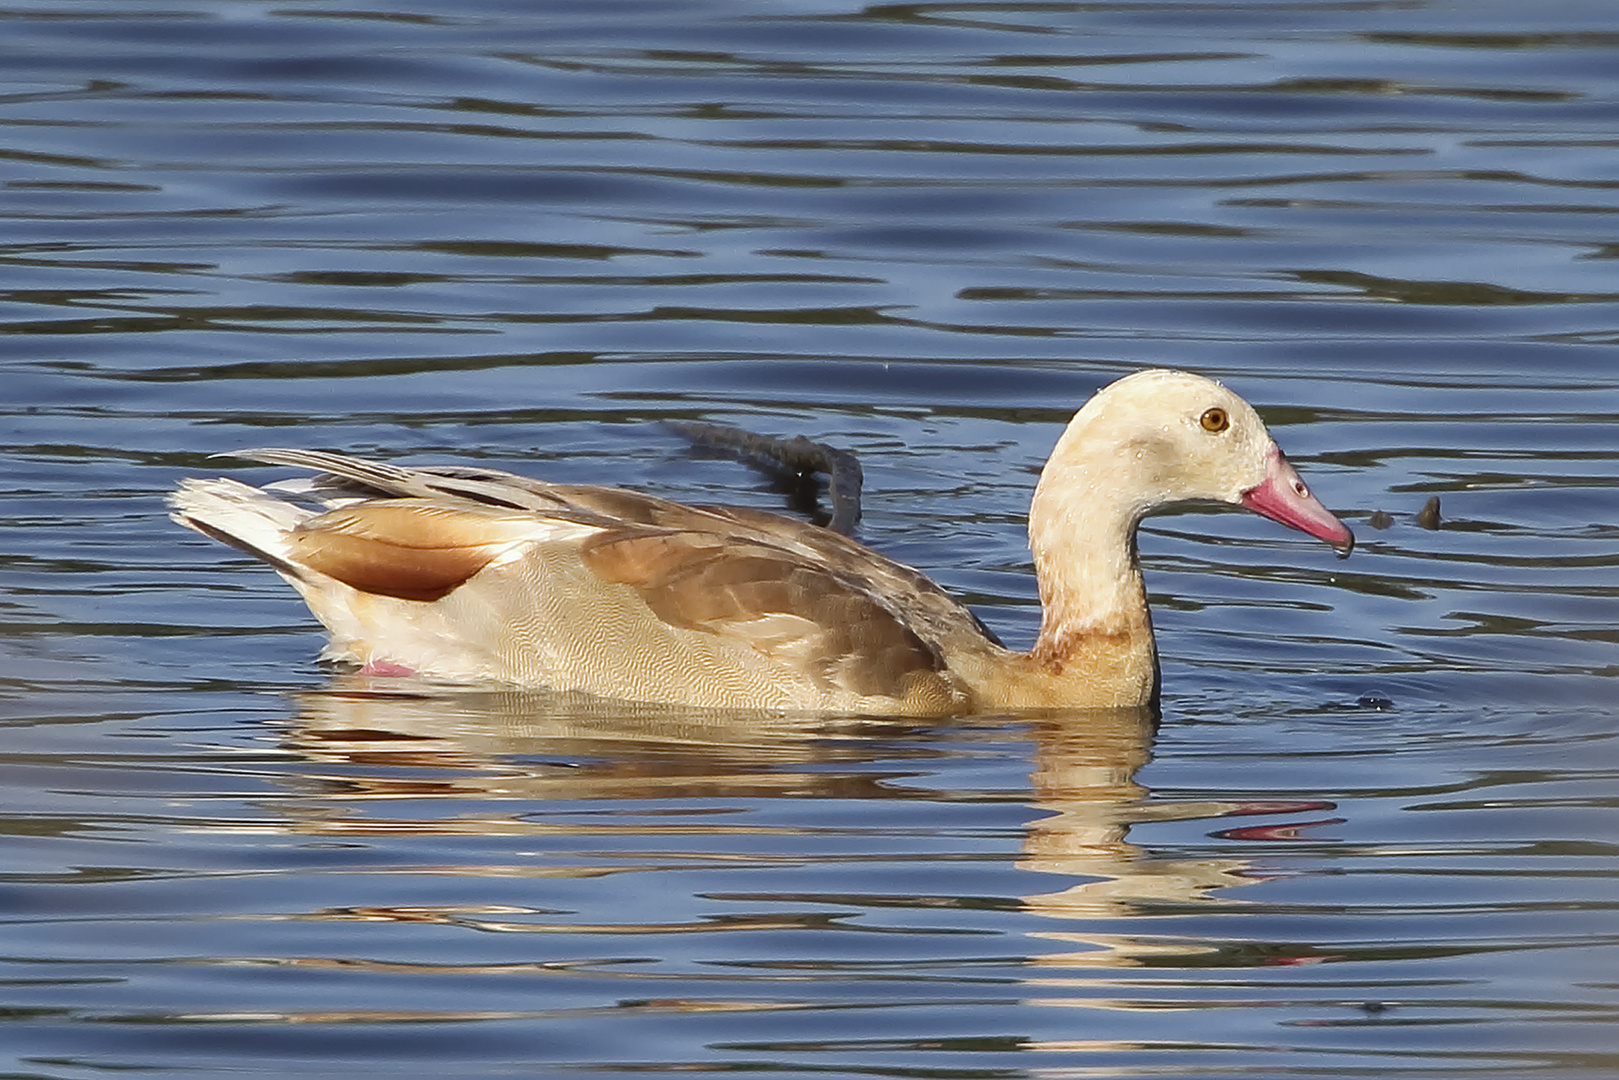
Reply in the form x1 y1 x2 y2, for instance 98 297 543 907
1200 407 1229 433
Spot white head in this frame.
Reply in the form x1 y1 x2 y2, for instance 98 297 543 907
1031 369 1353 564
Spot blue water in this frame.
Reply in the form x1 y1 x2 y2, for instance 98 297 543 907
3 0 1619 1076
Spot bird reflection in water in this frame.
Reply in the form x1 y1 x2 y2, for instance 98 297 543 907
1016 707 1339 970
262 679 1336 972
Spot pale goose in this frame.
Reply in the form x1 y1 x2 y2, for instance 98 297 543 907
170 369 1352 714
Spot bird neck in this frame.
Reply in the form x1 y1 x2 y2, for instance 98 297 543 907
1024 441 1157 681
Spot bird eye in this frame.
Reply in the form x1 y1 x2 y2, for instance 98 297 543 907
1200 406 1229 433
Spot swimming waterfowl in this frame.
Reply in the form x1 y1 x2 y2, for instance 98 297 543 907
170 369 1352 714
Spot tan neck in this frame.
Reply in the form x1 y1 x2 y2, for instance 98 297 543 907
1023 427 1158 694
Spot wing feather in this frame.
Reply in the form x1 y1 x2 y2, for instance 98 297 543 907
288 500 586 602
580 530 950 698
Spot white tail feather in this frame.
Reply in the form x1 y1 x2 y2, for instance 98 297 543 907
169 477 313 573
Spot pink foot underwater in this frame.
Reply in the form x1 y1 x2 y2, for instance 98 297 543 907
358 659 417 677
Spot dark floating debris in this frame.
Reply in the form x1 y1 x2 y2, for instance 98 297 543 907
1317 693 1396 715
1366 496 1441 531
667 420 865 536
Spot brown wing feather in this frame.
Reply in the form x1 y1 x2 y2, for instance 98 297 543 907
580 529 950 698
288 501 549 602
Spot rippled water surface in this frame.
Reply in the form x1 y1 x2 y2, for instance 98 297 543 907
4 0 1619 1076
